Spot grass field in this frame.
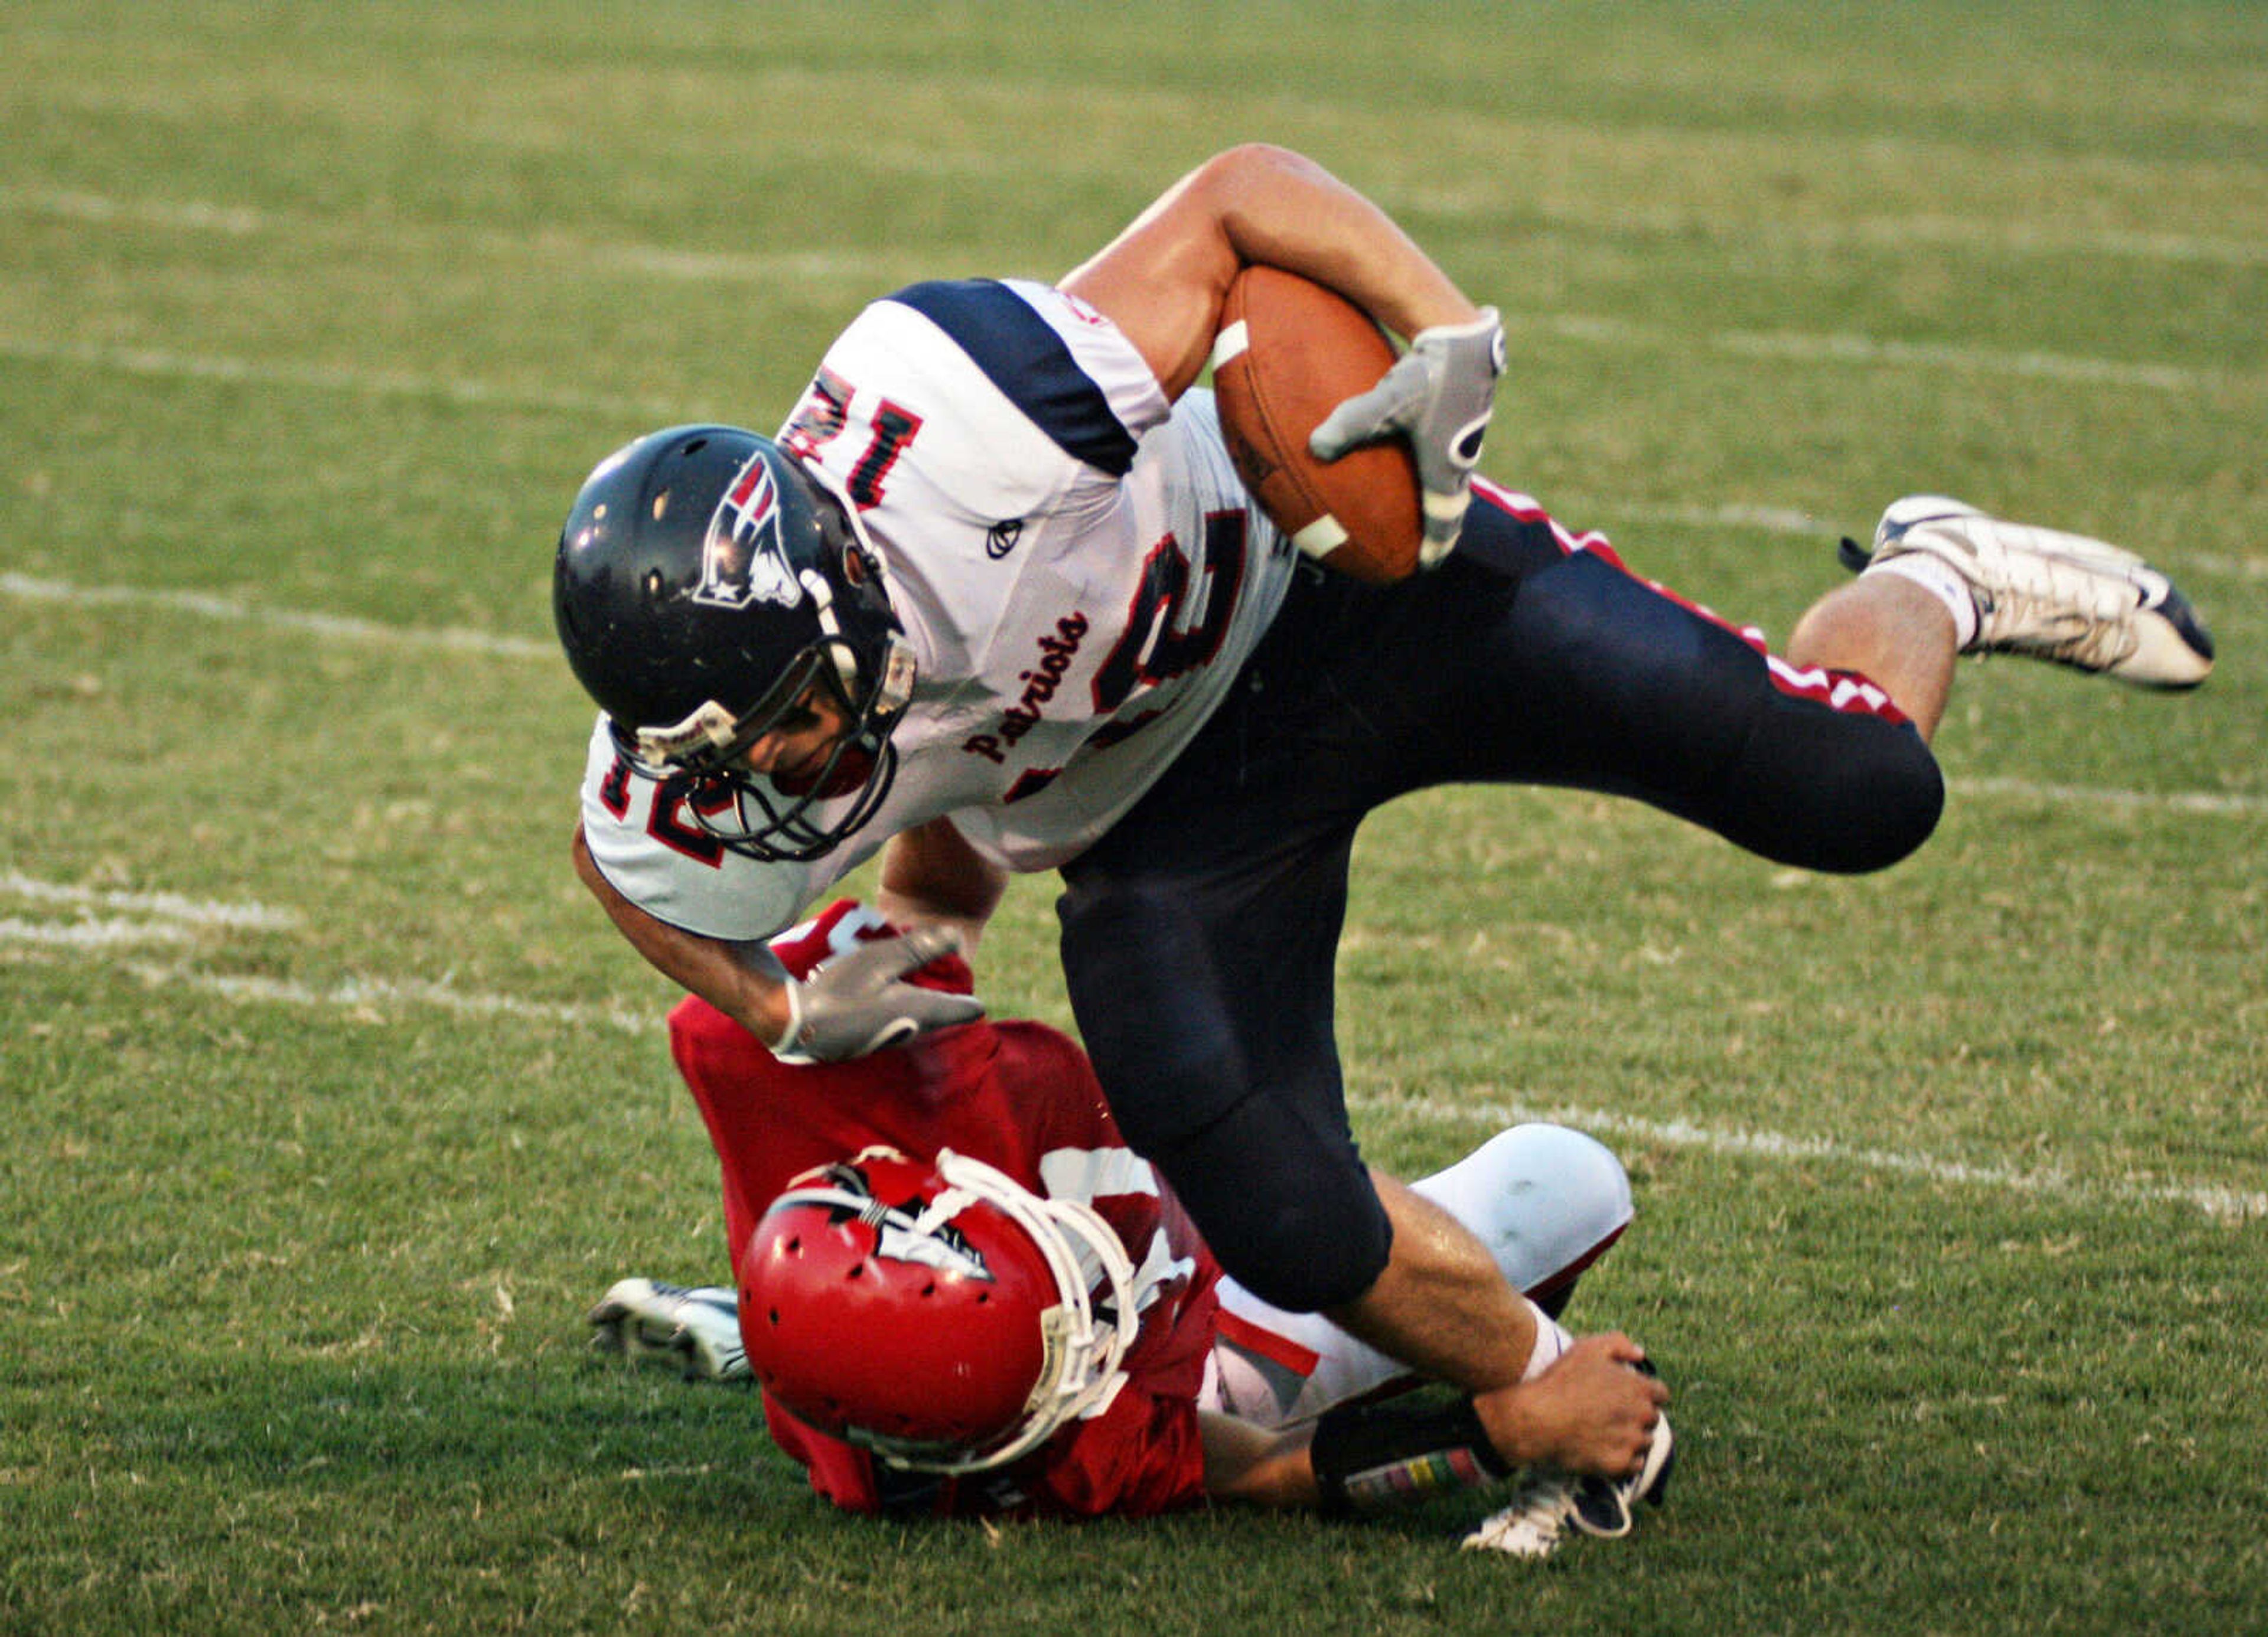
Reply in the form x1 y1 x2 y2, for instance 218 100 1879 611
3 2 2264 1631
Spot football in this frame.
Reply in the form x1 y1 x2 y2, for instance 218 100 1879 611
1210 265 1423 585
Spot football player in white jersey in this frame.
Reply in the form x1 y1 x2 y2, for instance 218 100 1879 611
554 145 2212 1493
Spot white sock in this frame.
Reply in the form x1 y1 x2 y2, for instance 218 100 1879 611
1520 1299 1577 1382
1865 552 1981 648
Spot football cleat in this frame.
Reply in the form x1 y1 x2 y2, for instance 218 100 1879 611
1840 495 2214 688
1460 1469 1582 1561
1460 1414 1674 1560
586 1278 750 1382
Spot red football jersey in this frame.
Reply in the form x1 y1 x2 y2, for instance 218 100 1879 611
669 900 1221 1518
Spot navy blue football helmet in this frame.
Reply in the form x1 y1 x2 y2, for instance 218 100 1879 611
553 425 915 862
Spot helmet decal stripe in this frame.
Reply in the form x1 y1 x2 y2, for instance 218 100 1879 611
696 454 803 611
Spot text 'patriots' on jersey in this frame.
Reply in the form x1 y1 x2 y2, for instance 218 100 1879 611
580 277 1296 942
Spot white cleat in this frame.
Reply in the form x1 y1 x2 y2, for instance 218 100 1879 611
1462 1414 1675 1561
586 1278 750 1382
1845 495 2215 688
1461 1469 1579 1560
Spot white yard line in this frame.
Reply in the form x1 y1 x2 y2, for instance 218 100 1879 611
116 960 657 1038
4 923 2237 1223
1949 777 2268 820
8 185 2262 398
14 184 2268 272
9 319 2254 413
1498 311 2262 397
3 852 2251 1218
0 915 194 948
6 571 2260 819
0 335 679 421
0 571 556 660
0 868 301 929
1351 1090 2268 1224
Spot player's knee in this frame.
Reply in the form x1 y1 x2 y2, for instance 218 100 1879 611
1720 710 1944 875
1790 722 1945 872
1152 1106 1392 1314
1415 1124 1633 1302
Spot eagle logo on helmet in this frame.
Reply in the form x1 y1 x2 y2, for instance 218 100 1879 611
695 452 803 611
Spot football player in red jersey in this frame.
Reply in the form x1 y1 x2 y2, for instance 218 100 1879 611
591 900 1667 1554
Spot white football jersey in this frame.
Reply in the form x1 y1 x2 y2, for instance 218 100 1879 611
579 278 1298 941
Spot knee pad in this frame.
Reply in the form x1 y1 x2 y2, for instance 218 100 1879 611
1152 1095 1393 1315
1413 1124 1633 1306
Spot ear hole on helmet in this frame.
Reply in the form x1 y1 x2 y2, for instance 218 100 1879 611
767 1308 780 1325
920 1281 936 1299
847 1263 865 1280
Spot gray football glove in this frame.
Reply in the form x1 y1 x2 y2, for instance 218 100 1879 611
770 925 985 1065
1309 307 1506 568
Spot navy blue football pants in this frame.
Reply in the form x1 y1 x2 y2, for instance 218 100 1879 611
1057 494 1944 1315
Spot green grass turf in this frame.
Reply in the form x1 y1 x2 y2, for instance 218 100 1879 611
2 2 2263 1631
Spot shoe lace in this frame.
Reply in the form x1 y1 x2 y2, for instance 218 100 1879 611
1463 1470 1575 1557
1966 533 2150 669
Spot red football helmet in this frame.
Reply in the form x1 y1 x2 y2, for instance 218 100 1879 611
739 1147 1137 1473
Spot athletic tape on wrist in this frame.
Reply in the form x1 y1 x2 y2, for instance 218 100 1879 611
1308 1394 1512 1517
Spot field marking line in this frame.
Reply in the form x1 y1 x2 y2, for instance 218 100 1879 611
0 868 302 930
0 336 683 422
1350 1090 2268 1224
1566 205 2268 272
44 943 2250 1225
1503 311 2263 397
6 569 2261 819
15 182 2268 273
117 959 658 1038
0 915 194 948
1948 777 2268 819
6 310 2263 415
4 850 2250 1219
0 187 910 286
0 571 556 660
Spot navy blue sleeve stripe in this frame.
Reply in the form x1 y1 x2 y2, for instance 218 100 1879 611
886 280 1140 478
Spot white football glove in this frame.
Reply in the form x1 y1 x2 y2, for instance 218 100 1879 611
1309 307 1505 568
770 924 985 1065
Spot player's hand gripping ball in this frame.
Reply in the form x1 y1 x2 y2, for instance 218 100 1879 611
1211 266 1425 584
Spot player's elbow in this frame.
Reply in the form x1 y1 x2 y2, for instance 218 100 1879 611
569 820 602 892
1188 144 1331 222
1199 1414 1319 1509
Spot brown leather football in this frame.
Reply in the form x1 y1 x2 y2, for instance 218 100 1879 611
1211 265 1423 585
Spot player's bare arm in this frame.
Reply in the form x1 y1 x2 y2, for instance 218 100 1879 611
876 817 1009 954
1062 144 1482 401
572 820 797 1040
573 823 983 1062
1197 1411 1318 1508
1198 1331 1666 1512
